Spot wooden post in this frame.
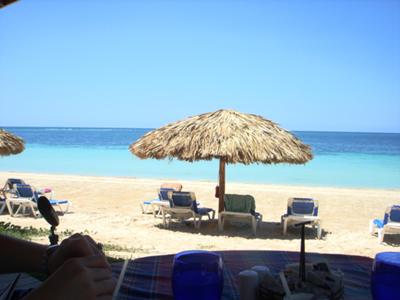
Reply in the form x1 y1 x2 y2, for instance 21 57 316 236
218 158 226 213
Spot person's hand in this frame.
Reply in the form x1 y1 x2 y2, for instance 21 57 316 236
24 255 116 300
48 233 103 274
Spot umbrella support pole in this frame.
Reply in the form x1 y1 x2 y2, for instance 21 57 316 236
218 158 225 213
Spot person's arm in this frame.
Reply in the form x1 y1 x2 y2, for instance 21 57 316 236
1 233 116 299
0 234 46 273
23 255 116 300
0 233 103 274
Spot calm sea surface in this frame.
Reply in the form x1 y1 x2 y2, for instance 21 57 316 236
1 127 399 189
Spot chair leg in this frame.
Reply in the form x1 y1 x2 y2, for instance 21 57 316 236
369 220 375 235
14 205 22 216
378 228 384 244
252 217 257 235
317 222 322 239
162 209 167 228
211 210 215 220
218 215 223 232
258 214 263 228
196 216 202 229
167 214 172 228
30 203 38 218
282 218 288 235
64 203 70 213
6 200 14 217
57 204 64 215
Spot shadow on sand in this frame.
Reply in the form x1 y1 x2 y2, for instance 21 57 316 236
370 233 400 247
154 219 330 240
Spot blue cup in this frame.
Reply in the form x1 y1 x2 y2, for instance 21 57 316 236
172 250 224 300
371 252 400 300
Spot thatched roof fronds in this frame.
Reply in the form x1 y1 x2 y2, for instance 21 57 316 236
130 109 312 164
0 129 25 156
0 0 18 9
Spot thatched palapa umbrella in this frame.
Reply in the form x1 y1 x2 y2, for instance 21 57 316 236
0 0 19 9
0 129 25 156
130 109 312 212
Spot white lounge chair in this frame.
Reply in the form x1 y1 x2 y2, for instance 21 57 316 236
161 191 215 229
3 178 26 196
140 183 182 214
150 188 176 217
281 197 322 239
5 184 39 217
218 194 263 235
6 183 70 216
0 191 6 214
369 205 400 244
47 197 70 214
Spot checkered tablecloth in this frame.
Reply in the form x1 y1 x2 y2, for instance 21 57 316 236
112 250 373 300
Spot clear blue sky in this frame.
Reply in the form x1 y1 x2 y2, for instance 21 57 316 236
1 0 399 132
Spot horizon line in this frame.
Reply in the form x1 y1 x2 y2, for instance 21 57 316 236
1 125 399 135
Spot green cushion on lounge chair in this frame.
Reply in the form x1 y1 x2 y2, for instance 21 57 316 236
224 194 256 213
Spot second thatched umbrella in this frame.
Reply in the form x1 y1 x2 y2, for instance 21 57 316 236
130 109 313 212
0 129 25 156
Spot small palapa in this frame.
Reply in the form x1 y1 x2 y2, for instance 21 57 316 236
130 109 312 212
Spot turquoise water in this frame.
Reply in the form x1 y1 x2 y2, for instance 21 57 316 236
1 128 399 189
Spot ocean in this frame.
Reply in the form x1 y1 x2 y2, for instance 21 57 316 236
1 127 399 189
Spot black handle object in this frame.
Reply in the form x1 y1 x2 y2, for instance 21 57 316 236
37 196 59 245
294 221 313 282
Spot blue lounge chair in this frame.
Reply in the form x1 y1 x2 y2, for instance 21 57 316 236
370 205 400 244
5 184 39 217
0 195 5 214
150 188 176 216
32 187 70 214
161 191 215 229
281 197 321 239
3 178 26 196
140 183 183 214
141 187 175 215
6 184 70 216
46 198 70 214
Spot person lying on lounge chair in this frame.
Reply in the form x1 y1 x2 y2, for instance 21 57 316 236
0 233 116 300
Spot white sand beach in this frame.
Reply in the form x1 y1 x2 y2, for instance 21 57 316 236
1 171 399 259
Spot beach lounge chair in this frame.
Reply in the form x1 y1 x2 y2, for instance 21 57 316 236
149 188 175 217
218 194 263 235
140 183 182 214
161 191 215 229
5 184 39 217
369 205 400 244
3 178 26 196
281 197 322 239
0 193 6 214
6 184 70 216
3 178 54 201
46 197 70 214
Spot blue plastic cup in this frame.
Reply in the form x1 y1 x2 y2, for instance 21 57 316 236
371 252 400 300
172 250 224 300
